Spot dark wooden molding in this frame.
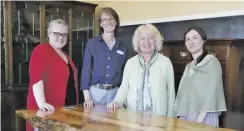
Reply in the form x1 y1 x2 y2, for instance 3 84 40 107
7 1 13 86
40 3 46 44
164 38 244 46
24 1 98 12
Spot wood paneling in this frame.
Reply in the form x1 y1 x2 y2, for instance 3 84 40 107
221 62 227 77
206 45 229 61
172 62 185 75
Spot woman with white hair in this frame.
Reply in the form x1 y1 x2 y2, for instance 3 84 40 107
107 24 175 116
26 19 79 131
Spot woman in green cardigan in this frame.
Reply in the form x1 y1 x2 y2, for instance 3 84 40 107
107 24 175 117
174 27 227 127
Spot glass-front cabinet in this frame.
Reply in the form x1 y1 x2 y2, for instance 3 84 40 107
1 1 6 85
1 1 97 89
12 2 41 85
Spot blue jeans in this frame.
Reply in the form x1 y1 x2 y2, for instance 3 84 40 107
89 86 118 105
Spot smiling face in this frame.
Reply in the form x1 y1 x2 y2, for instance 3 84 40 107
138 29 156 55
100 12 117 33
48 23 68 50
185 29 204 54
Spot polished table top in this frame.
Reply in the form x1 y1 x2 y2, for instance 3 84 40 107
15 105 236 131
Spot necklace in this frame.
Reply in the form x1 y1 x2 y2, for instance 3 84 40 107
105 38 115 50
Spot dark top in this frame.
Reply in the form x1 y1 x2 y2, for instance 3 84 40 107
65 63 77 105
80 36 128 90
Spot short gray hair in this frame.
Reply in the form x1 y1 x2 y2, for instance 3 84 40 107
132 24 164 53
47 19 68 35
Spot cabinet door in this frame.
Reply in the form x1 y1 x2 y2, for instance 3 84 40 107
206 45 229 61
71 10 93 68
162 44 191 61
71 10 94 90
12 1 41 85
1 1 6 85
45 5 70 52
162 45 186 93
172 61 185 92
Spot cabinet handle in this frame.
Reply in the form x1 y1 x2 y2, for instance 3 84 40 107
180 52 188 57
208 52 216 56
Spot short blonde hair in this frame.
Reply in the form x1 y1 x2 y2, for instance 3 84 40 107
132 24 164 53
47 19 68 35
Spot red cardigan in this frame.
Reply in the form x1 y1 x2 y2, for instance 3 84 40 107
26 44 79 130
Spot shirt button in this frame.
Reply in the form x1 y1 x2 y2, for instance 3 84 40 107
108 57 110 60
107 66 110 68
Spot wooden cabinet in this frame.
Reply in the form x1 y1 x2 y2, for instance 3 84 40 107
0 1 97 131
162 39 244 130
1 1 97 88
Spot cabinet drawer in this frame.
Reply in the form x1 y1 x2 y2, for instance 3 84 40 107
163 45 229 61
220 62 227 77
206 45 229 61
163 45 191 61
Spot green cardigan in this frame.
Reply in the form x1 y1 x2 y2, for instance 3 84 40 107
114 53 176 117
174 54 227 116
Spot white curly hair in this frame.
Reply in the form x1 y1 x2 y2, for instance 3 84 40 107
132 24 164 53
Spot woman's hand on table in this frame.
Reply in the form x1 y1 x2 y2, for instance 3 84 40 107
107 101 121 109
83 91 94 107
39 102 55 111
83 99 94 107
36 109 54 117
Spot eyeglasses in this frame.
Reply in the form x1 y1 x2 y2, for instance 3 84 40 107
101 18 116 23
52 32 68 38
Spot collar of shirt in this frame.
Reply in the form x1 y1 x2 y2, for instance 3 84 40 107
96 35 120 49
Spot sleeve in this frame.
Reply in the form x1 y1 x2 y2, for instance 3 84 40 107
80 40 93 90
114 60 131 105
166 58 176 117
29 45 48 86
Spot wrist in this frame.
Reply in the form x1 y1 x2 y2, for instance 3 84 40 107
114 101 122 107
37 100 46 108
195 116 204 123
195 119 202 123
83 90 91 100
85 98 91 101
84 96 91 101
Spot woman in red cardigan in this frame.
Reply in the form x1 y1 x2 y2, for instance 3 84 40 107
26 19 79 131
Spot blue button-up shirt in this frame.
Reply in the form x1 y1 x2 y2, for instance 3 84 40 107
80 36 128 90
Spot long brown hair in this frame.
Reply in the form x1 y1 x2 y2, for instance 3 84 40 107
98 7 120 36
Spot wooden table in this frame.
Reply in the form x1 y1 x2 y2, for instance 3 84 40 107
15 105 237 131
